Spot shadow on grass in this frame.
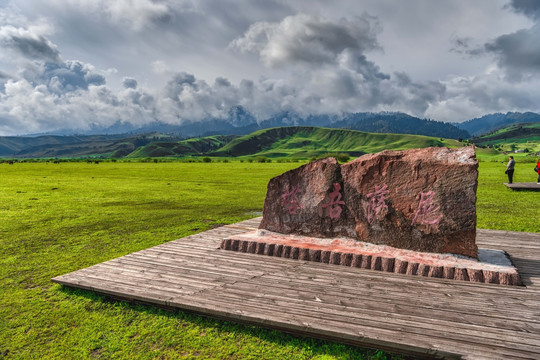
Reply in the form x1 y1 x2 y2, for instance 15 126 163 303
58 286 412 360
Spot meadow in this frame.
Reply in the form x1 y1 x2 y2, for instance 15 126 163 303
1 160 538 359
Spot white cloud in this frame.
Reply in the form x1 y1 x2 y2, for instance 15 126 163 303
230 14 381 68
0 1 540 135
425 69 540 122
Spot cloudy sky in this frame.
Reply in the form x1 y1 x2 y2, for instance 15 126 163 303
0 0 539 135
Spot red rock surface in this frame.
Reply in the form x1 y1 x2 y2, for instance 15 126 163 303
341 146 478 258
259 157 356 238
259 147 478 258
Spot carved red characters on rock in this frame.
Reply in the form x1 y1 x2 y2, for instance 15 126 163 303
281 184 302 215
322 182 346 219
411 190 442 233
363 184 389 224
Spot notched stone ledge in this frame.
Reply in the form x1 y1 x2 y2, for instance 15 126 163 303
220 231 522 287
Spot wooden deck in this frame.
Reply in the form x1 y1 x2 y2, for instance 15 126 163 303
52 218 540 360
504 182 540 191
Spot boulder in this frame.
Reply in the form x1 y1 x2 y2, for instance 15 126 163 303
259 157 356 238
259 147 478 258
341 146 478 258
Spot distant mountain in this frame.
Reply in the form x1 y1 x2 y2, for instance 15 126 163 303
22 107 469 140
329 112 469 139
231 111 468 139
457 112 540 136
0 133 182 158
211 126 460 158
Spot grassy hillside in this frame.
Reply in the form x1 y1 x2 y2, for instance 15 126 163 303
212 126 460 158
470 122 540 155
125 135 237 158
0 127 465 160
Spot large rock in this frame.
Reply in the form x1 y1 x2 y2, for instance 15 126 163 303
341 146 478 258
259 146 478 258
259 158 357 238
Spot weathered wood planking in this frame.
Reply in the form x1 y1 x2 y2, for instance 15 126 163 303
52 218 540 360
504 182 540 191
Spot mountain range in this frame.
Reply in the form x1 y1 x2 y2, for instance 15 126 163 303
456 112 540 136
26 107 469 139
2 110 538 158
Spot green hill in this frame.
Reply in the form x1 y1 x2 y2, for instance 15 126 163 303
126 135 238 158
470 122 540 154
211 126 460 158
1 127 466 159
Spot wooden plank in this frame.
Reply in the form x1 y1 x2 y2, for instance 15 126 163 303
504 182 540 191
190 288 540 356
51 219 540 360
213 278 540 340
173 291 538 360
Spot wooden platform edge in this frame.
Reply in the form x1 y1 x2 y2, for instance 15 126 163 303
50 218 540 360
504 182 540 191
50 279 461 360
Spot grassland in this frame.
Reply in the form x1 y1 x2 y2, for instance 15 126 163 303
1 160 538 359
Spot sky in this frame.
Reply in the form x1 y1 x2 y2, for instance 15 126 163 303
0 0 540 135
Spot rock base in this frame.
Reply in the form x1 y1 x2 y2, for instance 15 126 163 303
220 230 522 286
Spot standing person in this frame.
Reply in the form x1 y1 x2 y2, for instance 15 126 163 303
506 156 515 184
536 158 540 184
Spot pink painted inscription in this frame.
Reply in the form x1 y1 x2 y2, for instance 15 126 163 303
281 184 302 215
411 191 442 228
364 184 389 224
322 182 346 219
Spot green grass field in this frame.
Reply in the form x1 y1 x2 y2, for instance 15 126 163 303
1 161 538 359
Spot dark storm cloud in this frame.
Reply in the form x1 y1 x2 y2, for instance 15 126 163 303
339 50 389 81
165 72 197 101
125 89 155 109
122 77 138 89
0 70 10 92
484 25 540 79
506 0 540 20
23 61 106 94
214 77 231 88
393 72 446 113
452 2 540 81
0 25 61 62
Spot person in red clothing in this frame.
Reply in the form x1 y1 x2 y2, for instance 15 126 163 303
536 158 540 184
